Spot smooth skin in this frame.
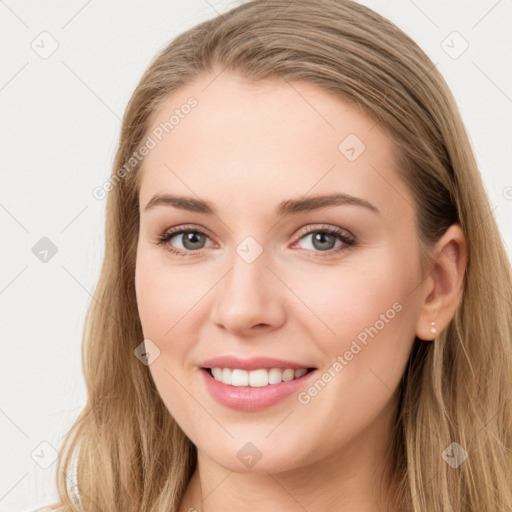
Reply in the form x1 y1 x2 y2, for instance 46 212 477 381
135 71 467 512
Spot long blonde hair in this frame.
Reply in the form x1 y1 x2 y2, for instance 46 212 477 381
48 1 512 510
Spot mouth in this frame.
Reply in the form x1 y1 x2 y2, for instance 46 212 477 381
201 366 316 387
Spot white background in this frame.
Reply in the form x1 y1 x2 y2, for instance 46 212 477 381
1 1 511 510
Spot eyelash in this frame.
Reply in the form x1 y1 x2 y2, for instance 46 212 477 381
155 223 356 258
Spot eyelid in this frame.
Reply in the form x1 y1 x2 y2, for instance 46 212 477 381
163 223 217 242
293 223 354 242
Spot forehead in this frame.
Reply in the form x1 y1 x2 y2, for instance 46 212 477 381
138 71 414 220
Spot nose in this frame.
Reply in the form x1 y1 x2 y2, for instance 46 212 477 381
209 250 287 336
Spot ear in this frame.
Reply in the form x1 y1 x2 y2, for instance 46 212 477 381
415 224 468 341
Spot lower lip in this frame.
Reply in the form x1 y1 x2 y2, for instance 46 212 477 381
200 368 317 411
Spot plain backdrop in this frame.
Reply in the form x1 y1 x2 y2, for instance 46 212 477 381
1 1 511 510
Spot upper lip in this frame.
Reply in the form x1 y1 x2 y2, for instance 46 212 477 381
200 355 316 371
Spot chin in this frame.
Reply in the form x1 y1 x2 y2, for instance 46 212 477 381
198 439 311 475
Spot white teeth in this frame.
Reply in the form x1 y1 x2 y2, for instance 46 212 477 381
231 369 249 386
249 369 268 387
210 367 311 387
268 368 283 385
222 368 232 385
211 367 223 381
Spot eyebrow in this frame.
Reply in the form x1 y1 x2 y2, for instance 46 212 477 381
143 192 379 216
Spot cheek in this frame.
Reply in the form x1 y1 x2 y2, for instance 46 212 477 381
282 248 421 411
284 248 419 340
135 250 211 398
135 252 205 427
135 248 199 340
283 253 419 453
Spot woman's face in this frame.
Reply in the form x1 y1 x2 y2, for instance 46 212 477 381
135 71 425 474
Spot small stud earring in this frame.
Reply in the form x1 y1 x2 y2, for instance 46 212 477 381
430 321 437 335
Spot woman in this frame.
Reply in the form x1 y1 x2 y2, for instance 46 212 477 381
39 0 512 510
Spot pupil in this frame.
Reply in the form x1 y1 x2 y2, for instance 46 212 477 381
183 232 205 250
313 232 335 251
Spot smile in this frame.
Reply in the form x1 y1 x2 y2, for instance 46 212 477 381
206 367 313 387
200 366 318 411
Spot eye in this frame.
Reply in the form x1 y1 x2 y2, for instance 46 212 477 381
155 223 355 257
291 224 355 255
155 224 215 256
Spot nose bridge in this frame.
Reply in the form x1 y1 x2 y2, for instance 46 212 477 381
228 244 269 298
210 236 286 332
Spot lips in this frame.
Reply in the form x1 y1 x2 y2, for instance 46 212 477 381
200 355 315 371
199 355 318 411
